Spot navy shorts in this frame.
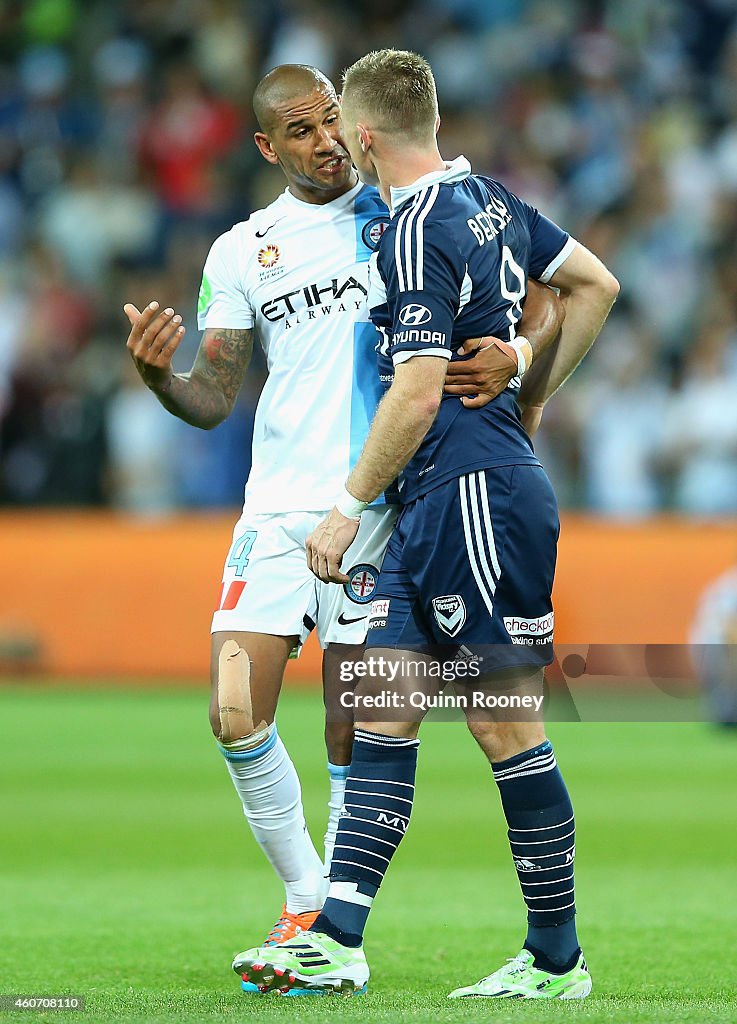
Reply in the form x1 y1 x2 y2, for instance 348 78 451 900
365 466 559 671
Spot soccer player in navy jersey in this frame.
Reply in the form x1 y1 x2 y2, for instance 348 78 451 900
233 50 618 999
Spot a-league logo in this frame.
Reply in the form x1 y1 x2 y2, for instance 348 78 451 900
432 595 466 637
257 244 280 268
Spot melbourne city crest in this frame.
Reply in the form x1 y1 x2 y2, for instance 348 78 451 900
344 563 379 604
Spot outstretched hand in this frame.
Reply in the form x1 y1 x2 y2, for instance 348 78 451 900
306 507 360 583
124 300 186 391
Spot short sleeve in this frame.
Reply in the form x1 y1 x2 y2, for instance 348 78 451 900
384 219 464 366
521 202 576 284
197 229 254 330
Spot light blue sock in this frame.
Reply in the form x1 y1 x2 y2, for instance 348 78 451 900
324 762 351 873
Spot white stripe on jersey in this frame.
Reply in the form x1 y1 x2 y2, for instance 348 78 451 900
394 201 409 291
539 236 577 284
395 195 420 292
457 266 473 316
413 184 439 289
394 186 440 292
402 193 424 290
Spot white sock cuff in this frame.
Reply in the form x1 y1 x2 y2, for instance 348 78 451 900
218 722 276 762
328 881 374 908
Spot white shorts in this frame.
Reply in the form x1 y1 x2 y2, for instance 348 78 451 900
211 504 398 649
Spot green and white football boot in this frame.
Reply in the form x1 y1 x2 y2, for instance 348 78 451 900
448 948 591 1000
233 929 369 996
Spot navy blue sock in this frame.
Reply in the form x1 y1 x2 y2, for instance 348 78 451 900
492 740 579 969
314 729 418 946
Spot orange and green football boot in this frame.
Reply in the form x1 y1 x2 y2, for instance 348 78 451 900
234 928 369 997
238 906 324 996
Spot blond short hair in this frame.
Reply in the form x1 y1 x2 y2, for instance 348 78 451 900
342 49 437 140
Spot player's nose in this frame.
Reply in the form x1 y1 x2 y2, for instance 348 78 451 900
315 124 338 153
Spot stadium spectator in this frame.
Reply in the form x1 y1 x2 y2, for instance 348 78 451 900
659 320 737 515
138 63 240 216
579 325 668 516
38 155 159 286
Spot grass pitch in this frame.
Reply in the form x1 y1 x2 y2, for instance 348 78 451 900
0 684 735 1024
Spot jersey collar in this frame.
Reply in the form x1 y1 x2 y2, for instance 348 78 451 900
389 155 471 216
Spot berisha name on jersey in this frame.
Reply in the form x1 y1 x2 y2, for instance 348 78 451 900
197 180 391 514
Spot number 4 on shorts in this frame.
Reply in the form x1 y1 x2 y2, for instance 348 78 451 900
227 531 257 577
217 531 258 612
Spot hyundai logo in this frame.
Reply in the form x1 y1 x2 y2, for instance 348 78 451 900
398 303 432 326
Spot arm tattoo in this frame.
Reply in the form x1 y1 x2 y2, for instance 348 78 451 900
152 328 254 430
194 328 254 407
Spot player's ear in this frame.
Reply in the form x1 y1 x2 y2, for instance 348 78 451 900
357 124 371 153
434 113 441 135
254 131 279 165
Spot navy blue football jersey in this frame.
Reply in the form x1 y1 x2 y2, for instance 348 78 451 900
368 157 574 503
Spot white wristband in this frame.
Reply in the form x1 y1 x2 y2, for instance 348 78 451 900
509 336 533 376
335 487 368 520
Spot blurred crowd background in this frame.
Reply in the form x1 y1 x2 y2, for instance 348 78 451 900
2 0 737 516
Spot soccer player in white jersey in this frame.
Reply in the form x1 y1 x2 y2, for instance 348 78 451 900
122 64 562 993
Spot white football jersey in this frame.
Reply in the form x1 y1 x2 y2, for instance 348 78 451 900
197 179 391 514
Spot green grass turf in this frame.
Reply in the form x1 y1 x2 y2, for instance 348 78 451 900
0 685 735 1024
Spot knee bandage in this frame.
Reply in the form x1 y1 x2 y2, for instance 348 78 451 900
216 639 267 745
